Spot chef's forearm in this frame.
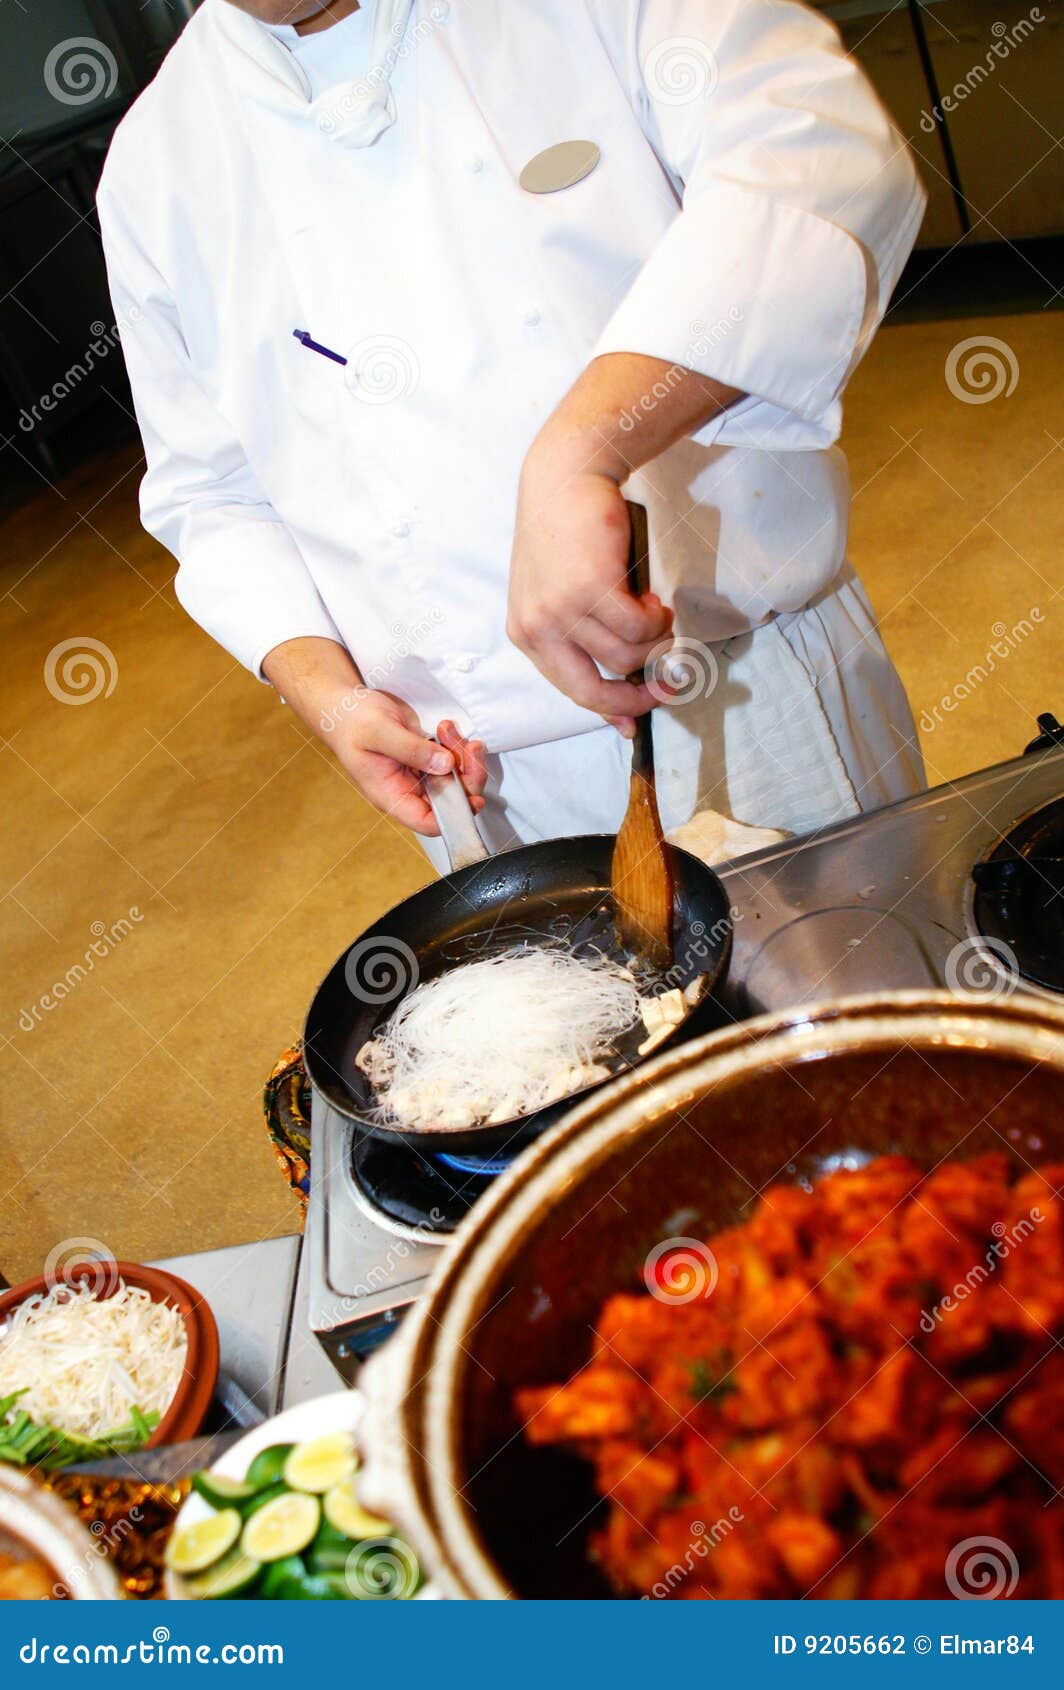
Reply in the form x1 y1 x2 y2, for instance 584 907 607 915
261 635 364 735
531 352 744 482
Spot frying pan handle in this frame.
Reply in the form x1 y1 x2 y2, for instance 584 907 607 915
424 768 489 872
625 499 651 602
625 499 655 784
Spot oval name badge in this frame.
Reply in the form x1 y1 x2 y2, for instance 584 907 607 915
519 139 600 195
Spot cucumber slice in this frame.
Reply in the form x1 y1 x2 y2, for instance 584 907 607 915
165 1508 242 1575
191 1471 258 1509
183 1547 262 1600
283 1433 357 1495
259 1555 343 1601
246 1443 295 1489
322 1480 392 1540
242 1491 320 1563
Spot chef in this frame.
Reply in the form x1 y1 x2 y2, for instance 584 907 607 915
98 0 927 873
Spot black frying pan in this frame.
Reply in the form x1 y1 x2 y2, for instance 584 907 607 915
303 772 733 1156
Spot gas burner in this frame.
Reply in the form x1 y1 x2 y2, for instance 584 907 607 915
972 796 1064 994
435 1148 520 1176
350 1133 518 1237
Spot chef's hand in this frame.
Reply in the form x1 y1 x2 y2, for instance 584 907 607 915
332 699 487 836
507 459 671 736
507 352 743 735
261 637 486 836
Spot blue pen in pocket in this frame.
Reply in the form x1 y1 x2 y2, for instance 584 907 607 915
293 329 348 366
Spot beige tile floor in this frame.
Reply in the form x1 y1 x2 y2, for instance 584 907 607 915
1 308 1062 1282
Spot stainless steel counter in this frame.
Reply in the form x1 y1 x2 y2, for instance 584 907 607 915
153 1233 343 1415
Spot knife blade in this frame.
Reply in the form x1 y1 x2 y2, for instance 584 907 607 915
64 1428 246 1483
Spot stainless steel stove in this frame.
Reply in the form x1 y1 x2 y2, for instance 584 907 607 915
307 728 1064 1378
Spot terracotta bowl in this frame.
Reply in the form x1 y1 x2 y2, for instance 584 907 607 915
357 989 1064 1598
0 1261 219 1451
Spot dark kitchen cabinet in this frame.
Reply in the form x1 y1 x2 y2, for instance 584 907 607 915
817 0 1064 246
0 0 195 477
920 0 1064 240
0 131 133 477
834 1 965 245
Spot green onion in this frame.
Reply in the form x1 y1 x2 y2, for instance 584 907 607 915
0 1404 161 1471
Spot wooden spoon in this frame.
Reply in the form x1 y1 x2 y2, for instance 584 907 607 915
611 500 674 968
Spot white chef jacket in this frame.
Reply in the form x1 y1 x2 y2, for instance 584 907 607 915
98 0 925 757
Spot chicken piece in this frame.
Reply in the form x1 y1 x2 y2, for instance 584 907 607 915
593 1294 725 1376
725 1317 838 1429
916 1153 1011 1236
605 1446 684 1521
921 1276 1013 1366
835 1345 932 1449
900 1426 1017 1500
516 1368 645 1444
747 1182 816 1268
766 1513 842 1591
808 1157 923 1257
709 1527 789 1598
1001 1181 1064 1333
1004 1353 1064 1487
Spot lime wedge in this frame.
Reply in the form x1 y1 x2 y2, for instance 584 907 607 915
242 1491 320 1562
283 1432 357 1494
246 1443 294 1488
190 1471 257 1509
165 1508 241 1575
323 1480 392 1540
183 1548 262 1600
239 1480 287 1519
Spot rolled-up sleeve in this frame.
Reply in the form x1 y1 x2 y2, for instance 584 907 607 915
591 0 926 426
97 183 343 678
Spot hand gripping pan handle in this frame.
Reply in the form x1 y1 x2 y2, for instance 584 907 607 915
424 767 489 873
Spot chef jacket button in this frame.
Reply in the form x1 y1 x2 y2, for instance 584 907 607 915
392 520 411 538
469 154 483 174
454 655 474 674
523 307 541 327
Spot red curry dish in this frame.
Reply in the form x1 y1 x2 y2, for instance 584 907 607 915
516 1154 1064 1598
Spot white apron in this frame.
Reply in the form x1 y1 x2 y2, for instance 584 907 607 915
417 564 925 873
